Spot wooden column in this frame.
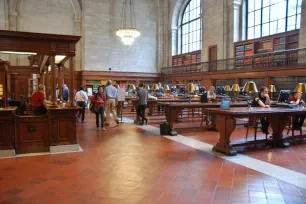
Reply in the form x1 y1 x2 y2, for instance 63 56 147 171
58 65 64 100
45 68 49 100
69 56 76 106
50 55 57 107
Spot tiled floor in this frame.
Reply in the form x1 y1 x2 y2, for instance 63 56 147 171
0 108 306 203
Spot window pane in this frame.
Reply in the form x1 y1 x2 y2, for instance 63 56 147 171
263 0 270 7
277 18 286 33
278 0 286 19
297 0 302 13
287 15 296 31
288 0 297 16
183 12 189 23
248 0 255 12
297 14 301 29
255 10 261 25
248 27 254 39
270 21 277 34
190 0 195 10
254 25 261 38
254 0 262 10
248 12 255 27
263 7 269 23
262 23 269 36
270 5 278 21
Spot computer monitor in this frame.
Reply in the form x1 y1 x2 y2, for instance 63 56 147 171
216 86 225 95
9 100 20 107
178 86 186 94
277 90 291 103
199 86 205 94
170 86 177 93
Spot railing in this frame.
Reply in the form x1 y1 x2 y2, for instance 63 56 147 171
161 47 306 75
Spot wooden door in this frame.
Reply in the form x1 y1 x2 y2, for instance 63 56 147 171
209 45 217 71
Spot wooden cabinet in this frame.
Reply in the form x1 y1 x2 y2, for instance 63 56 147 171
0 108 15 150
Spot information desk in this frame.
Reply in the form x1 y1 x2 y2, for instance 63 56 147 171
203 107 306 156
161 102 247 136
0 106 79 155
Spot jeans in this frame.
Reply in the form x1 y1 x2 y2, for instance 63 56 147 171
137 104 147 124
77 101 86 122
95 107 105 128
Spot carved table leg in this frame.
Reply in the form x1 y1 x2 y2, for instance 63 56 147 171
213 115 237 156
164 106 183 136
148 103 154 116
267 115 290 148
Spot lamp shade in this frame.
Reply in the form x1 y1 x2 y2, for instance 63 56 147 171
164 85 170 91
294 83 306 93
186 83 195 92
224 85 231 92
114 84 119 89
242 81 258 93
268 85 276 93
128 84 136 90
231 84 240 92
151 84 160 90
144 84 150 90
195 85 199 91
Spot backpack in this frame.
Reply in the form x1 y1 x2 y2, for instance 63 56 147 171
200 92 208 103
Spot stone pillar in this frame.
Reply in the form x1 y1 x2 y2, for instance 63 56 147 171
227 0 242 59
74 20 82 71
171 27 178 57
299 0 306 47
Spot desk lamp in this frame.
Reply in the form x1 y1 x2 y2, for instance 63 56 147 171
144 84 150 90
128 84 136 96
164 85 170 96
186 83 195 103
268 85 276 101
242 81 258 110
231 84 240 101
294 83 306 93
224 85 231 98
151 84 160 96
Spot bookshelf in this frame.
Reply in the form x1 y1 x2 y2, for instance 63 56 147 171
172 50 201 67
234 30 299 68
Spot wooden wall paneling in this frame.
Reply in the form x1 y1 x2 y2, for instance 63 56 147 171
0 110 15 150
14 114 50 154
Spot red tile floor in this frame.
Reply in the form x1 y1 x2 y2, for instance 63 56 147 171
0 108 306 203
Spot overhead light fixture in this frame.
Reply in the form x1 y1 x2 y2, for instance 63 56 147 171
55 55 66 64
116 0 140 46
0 51 37 55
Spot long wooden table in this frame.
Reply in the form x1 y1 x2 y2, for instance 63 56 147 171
162 102 248 136
204 107 306 156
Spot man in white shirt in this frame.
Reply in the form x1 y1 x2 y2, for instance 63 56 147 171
75 86 88 123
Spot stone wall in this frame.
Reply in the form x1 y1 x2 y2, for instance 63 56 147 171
82 0 157 73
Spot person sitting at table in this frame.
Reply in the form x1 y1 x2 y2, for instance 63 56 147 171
207 86 216 101
252 86 271 134
288 92 305 129
30 84 49 115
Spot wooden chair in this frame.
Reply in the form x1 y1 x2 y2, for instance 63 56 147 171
246 117 268 141
286 116 303 143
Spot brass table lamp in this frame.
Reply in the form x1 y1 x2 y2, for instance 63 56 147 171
224 85 231 92
128 84 136 90
186 83 195 103
268 85 276 100
231 84 240 101
294 83 306 93
144 84 150 90
164 85 170 91
242 81 258 110
151 84 160 91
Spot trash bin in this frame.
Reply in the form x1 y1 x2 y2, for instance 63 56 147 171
160 122 170 135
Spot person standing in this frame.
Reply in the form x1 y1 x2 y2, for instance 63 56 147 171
104 80 119 126
92 86 106 130
62 84 70 102
136 84 148 125
30 84 49 115
75 86 88 123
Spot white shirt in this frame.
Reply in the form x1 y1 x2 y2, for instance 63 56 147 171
75 90 88 102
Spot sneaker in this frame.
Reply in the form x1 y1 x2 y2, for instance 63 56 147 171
102 127 106 131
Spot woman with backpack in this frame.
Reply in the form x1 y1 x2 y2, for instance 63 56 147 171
91 85 106 130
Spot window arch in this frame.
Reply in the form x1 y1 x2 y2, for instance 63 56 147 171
247 0 302 40
179 0 202 54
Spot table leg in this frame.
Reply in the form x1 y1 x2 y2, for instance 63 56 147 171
148 103 153 116
213 115 237 156
164 106 182 136
267 115 290 148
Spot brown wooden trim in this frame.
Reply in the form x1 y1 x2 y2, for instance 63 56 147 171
81 71 159 82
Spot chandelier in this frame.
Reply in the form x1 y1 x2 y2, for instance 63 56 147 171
116 0 140 46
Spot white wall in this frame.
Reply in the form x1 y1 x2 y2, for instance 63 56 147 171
82 0 157 73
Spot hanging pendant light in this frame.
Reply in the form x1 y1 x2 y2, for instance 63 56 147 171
116 0 140 46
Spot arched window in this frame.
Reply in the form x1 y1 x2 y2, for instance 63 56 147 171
247 0 302 40
179 0 202 54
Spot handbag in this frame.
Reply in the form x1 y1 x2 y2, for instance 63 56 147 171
92 106 99 114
